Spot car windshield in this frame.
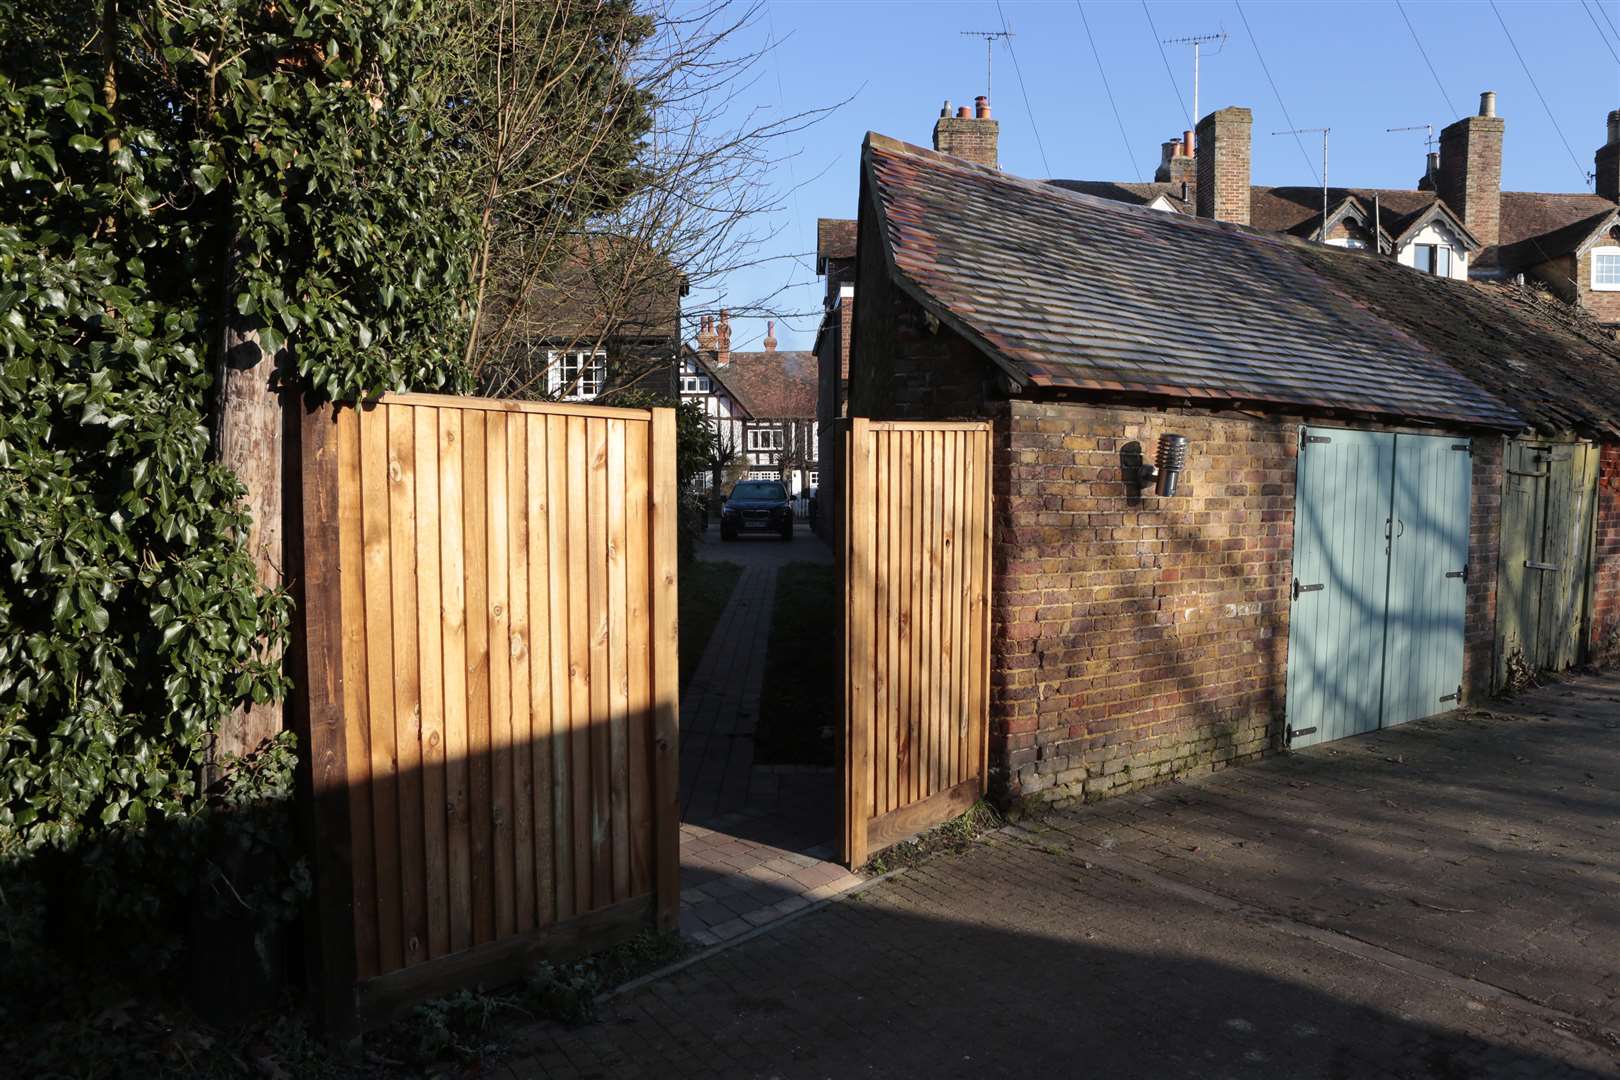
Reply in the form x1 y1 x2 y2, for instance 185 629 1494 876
731 482 786 501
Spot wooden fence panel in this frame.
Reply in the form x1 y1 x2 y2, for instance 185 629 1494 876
298 393 680 1032
841 420 993 868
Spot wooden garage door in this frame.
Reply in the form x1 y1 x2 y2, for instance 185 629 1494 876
841 418 992 868
1285 428 1471 748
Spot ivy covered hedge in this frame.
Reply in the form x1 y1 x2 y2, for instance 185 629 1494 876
0 0 475 961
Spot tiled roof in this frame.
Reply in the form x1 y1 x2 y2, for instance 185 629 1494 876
1297 247 1620 440
708 350 817 419
1248 187 1448 243
1491 194 1617 270
816 218 857 272
1048 180 1190 212
504 234 682 343
863 133 1521 431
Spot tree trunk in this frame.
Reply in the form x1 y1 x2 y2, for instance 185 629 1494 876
210 277 287 783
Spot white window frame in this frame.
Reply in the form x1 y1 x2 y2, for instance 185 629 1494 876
1592 247 1620 291
747 468 781 481
747 425 783 452
1412 243 1453 277
548 349 607 400
680 374 710 394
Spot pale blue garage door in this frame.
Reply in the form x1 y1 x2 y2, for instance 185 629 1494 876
1285 428 1471 748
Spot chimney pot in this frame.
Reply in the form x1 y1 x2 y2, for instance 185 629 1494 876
1480 90 1497 117
762 319 777 352
1608 108 1620 146
956 105 971 118
934 93 1000 168
975 95 991 119
1597 108 1620 201
1183 129 1195 157
941 99 952 118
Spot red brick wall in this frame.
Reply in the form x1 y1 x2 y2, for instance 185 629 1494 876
1576 248 1620 326
1436 113 1505 250
1195 107 1251 225
1590 444 1620 652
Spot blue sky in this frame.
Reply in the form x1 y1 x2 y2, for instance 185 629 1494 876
694 0 1620 352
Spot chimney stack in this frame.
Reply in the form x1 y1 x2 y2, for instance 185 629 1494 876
716 309 731 367
762 319 777 352
697 315 717 352
1195 107 1252 225
1153 132 1198 186
932 94 1000 168
1596 108 1620 202
1436 91 1505 248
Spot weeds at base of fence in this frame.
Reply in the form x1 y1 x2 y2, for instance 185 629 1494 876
861 800 1003 877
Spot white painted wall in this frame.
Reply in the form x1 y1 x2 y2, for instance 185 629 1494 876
1397 220 1469 280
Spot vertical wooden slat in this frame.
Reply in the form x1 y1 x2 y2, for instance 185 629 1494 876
300 402 359 1038
549 414 578 923
907 430 923 807
336 406 379 978
359 406 403 972
485 414 515 939
942 430 960 789
925 431 941 798
437 409 472 954
586 418 613 909
967 431 988 787
979 429 993 790
412 408 448 961
894 427 907 809
386 405 427 967
461 411 494 945
649 408 681 930
524 415 556 928
565 416 592 915
847 418 874 866
625 421 653 896
507 422 535 932
873 428 889 821
606 420 632 901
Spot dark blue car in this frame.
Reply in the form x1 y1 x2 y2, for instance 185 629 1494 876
720 480 793 542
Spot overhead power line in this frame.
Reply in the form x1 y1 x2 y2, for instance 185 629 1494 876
1579 0 1620 65
1141 1 1193 128
995 0 1053 176
1593 0 1620 47
1234 1 1319 185
1489 0 1589 185
1395 0 1460 121
1077 1 1142 182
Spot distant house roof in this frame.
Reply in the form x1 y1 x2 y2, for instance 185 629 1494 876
862 132 1524 431
504 234 685 344
816 218 858 273
1489 193 1619 271
1049 179 1190 212
700 349 818 419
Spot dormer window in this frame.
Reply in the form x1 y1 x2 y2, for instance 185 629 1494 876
1413 243 1453 277
548 349 606 400
1592 247 1620 291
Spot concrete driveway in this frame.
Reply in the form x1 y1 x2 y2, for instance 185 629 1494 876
503 673 1620 1078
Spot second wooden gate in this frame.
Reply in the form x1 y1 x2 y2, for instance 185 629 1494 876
841 419 992 867
1495 438 1599 687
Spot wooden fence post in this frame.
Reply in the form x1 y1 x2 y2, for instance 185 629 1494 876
648 408 680 932
846 417 873 868
294 399 359 1041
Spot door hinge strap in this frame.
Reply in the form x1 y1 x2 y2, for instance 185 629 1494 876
1452 443 1471 452
1445 568 1467 580
1304 435 1332 445
1292 580 1324 599
1524 561 1561 571
1440 685 1461 703
1288 726 1318 740
1507 468 1550 478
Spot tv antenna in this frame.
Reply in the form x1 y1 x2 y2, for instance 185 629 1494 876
1161 30 1227 128
961 30 1014 101
1274 127 1331 243
1386 123 1436 151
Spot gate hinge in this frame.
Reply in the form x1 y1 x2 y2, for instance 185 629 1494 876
1445 567 1467 581
1302 434 1332 447
1452 442 1472 453
1439 685 1461 703
1287 726 1318 742
1292 579 1324 600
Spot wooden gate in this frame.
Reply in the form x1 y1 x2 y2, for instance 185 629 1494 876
841 419 992 867
1495 438 1600 686
295 393 679 1035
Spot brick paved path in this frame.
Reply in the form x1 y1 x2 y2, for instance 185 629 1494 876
500 673 1620 1078
674 524 858 947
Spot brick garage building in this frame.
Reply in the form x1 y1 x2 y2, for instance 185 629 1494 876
848 132 1620 805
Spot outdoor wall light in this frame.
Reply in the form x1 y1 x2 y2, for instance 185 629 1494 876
1135 433 1189 497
